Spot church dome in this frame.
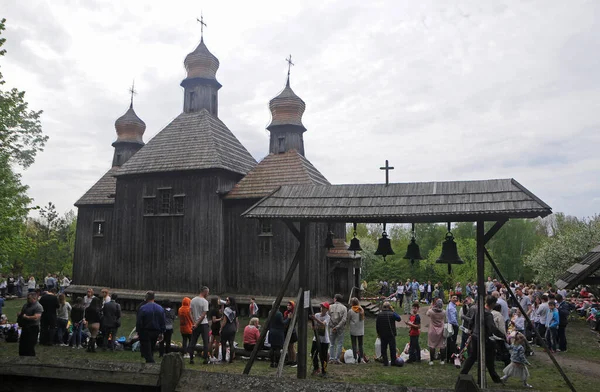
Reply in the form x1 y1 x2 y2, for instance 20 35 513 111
268 79 306 129
114 104 145 145
184 38 220 80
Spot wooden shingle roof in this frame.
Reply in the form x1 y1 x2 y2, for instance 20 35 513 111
116 109 256 176
75 168 118 206
225 150 329 199
242 178 551 223
556 245 600 289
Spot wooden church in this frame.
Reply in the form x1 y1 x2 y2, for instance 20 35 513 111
72 34 358 301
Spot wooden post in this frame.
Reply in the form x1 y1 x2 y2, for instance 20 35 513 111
243 230 303 375
476 220 486 389
297 222 307 379
277 288 303 377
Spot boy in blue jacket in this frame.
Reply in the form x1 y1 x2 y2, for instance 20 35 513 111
545 300 559 352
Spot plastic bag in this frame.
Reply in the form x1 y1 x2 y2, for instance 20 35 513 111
374 338 381 359
344 349 355 364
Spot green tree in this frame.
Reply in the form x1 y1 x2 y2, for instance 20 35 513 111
525 214 600 285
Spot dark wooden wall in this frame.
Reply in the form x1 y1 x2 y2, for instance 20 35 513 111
108 170 240 293
73 206 114 286
223 200 346 297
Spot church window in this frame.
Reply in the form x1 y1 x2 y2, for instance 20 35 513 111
143 196 156 215
93 221 104 237
260 238 271 257
189 91 196 111
159 188 172 214
278 136 285 153
174 195 185 215
259 220 273 236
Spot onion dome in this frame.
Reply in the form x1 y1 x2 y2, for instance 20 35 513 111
267 78 306 129
184 38 220 80
113 104 146 145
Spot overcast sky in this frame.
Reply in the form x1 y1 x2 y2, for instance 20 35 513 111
2 0 599 218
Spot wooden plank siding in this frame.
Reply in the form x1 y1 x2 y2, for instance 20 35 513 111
73 206 114 286
223 200 346 297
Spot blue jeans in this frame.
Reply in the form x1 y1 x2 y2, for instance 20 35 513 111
329 328 344 361
69 322 83 347
57 318 68 345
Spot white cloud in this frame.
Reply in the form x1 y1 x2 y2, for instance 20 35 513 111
2 0 599 218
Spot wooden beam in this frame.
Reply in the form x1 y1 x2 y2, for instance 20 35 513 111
484 248 577 392
243 228 303 375
277 288 303 377
284 220 301 242
483 218 508 245
476 220 486 388
581 276 600 285
297 222 307 379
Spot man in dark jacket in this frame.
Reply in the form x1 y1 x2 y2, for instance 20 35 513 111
460 295 505 384
375 301 401 366
38 288 59 345
136 291 165 363
102 293 122 351
555 293 569 352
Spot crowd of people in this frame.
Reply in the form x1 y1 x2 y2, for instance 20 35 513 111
2 275 598 388
0 273 71 298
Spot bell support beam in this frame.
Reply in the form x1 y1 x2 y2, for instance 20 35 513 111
483 248 576 392
483 218 508 245
243 223 304 375
284 220 301 241
277 287 303 377
476 220 486 388
297 222 308 379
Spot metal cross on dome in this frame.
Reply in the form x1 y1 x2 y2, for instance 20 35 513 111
128 80 137 107
286 54 294 78
380 159 394 186
196 12 207 39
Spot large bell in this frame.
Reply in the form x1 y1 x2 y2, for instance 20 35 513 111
375 231 395 260
403 237 423 263
347 223 362 254
348 237 362 253
436 231 464 274
324 230 335 249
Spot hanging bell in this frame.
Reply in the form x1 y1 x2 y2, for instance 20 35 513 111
436 231 464 274
375 231 395 260
347 223 362 254
403 237 423 264
324 230 335 249
348 236 362 253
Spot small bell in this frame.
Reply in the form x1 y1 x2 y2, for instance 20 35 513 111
436 230 464 274
324 229 335 249
375 224 395 260
347 223 362 254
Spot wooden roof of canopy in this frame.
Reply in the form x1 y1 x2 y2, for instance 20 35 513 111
556 245 600 289
242 178 551 223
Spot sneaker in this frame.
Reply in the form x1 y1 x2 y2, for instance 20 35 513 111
203 359 210 365
290 362 298 368
183 354 190 359
440 360 445 365
523 383 533 388
429 361 434 366
77 345 84 349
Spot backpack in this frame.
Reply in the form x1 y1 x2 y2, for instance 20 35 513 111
5 326 19 343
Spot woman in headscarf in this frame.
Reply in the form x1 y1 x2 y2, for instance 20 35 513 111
283 300 297 366
426 299 447 365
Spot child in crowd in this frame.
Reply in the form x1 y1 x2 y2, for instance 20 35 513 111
501 333 532 388
178 297 193 358
159 300 176 357
546 300 559 352
405 302 421 363
310 302 330 377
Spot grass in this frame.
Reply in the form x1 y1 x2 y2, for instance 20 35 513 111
2 298 599 391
